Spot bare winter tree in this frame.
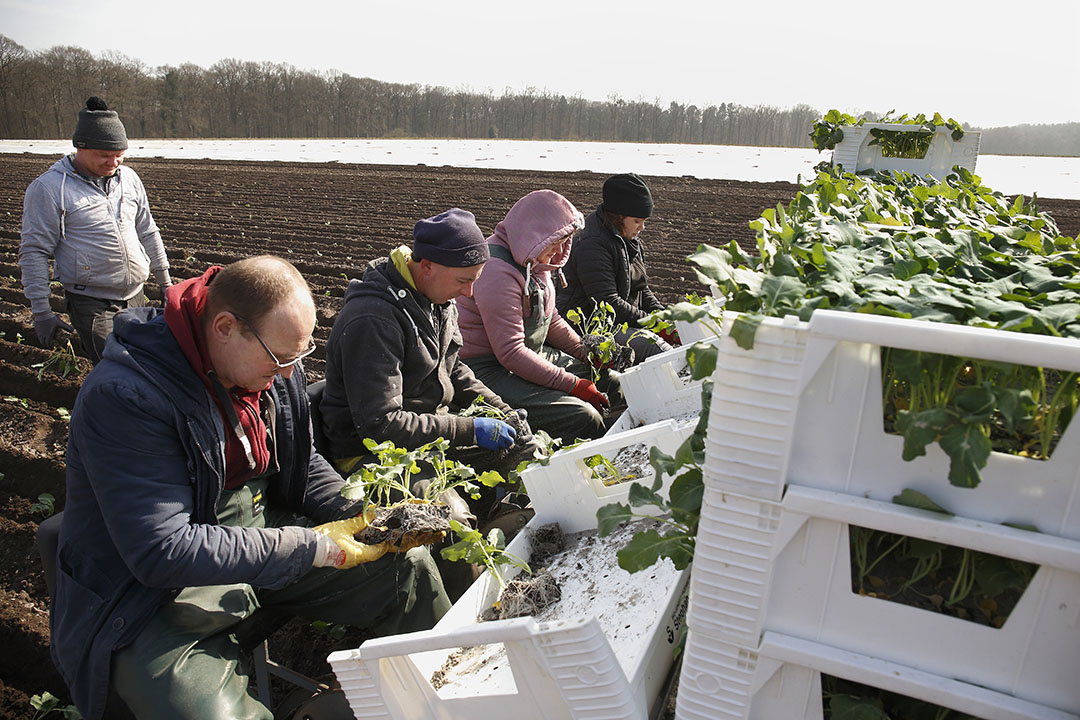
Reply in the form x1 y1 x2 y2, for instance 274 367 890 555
0 35 1074 155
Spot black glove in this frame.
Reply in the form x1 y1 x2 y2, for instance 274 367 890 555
32 312 74 349
506 408 533 443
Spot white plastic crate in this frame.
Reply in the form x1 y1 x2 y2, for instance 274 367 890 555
329 511 690 720
676 629 1078 720
830 122 981 179
705 310 1080 540
522 417 696 534
673 296 724 345
618 340 713 426
605 408 640 435
685 483 1080 713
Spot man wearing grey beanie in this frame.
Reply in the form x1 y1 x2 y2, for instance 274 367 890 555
18 96 171 362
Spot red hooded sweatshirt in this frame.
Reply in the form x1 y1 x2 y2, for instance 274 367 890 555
164 266 271 489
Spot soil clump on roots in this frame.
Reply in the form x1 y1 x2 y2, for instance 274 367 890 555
355 502 451 546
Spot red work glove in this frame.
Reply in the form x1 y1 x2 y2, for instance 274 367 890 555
571 378 610 411
657 326 681 346
590 354 615 370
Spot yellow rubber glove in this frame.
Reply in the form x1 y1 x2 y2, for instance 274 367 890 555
312 506 389 569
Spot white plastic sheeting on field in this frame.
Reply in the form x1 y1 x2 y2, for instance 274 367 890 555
2 138 1077 200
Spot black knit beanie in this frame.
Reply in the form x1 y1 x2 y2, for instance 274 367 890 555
72 97 128 151
602 173 653 218
412 208 489 267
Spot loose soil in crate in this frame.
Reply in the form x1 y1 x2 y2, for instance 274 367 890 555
430 519 682 693
0 153 1074 718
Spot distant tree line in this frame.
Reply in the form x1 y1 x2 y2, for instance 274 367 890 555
1 34 1075 156
978 123 1080 157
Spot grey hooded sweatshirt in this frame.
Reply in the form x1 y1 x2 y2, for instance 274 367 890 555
19 154 169 314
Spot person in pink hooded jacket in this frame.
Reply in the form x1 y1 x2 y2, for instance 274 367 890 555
457 190 621 442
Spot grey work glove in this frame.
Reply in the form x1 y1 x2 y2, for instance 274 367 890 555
506 408 533 443
32 311 74 349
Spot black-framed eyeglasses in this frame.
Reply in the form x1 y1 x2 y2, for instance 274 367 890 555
234 314 316 369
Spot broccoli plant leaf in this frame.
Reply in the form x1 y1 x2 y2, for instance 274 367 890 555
892 488 954 516
895 407 951 461
596 502 634 537
939 422 992 488
616 528 695 572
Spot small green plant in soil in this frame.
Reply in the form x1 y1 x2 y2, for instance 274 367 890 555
584 453 631 486
29 492 57 517
30 690 81 720
441 520 530 592
342 437 505 507
32 339 80 381
683 291 708 306
566 301 647 378
310 620 348 641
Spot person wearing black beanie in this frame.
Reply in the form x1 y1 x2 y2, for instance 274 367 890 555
556 172 678 365
18 97 171 363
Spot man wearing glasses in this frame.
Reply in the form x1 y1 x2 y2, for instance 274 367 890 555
52 255 449 720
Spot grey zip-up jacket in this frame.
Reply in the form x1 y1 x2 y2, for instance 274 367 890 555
19 155 168 314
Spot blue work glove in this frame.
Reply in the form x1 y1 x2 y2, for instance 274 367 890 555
474 417 517 451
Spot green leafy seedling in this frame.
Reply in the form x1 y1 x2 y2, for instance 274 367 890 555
30 690 81 719
29 493 56 517
441 519 530 591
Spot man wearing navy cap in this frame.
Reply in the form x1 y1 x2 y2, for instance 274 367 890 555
320 209 528 489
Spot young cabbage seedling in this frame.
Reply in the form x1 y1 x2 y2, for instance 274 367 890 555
32 340 80 381
566 301 649 379
341 437 505 507
441 520 530 591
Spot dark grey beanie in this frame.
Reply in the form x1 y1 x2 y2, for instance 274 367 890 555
412 208 489 267
72 96 128 151
602 173 653 218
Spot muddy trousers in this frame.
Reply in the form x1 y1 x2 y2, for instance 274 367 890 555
64 290 147 364
110 479 451 720
464 347 624 443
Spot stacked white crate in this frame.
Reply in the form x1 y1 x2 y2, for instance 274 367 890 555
829 122 981 179
677 310 1080 720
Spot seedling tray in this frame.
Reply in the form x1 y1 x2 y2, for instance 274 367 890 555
686 484 1080 713
676 629 1077 720
704 310 1080 540
329 516 689 719
618 340 714 426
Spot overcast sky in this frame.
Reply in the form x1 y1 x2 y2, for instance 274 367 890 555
3 0 1078 129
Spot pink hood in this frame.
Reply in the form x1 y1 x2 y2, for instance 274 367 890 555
457 190 586 392
494 189 582 268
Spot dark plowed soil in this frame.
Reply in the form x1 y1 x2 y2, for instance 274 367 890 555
0 151 1077 719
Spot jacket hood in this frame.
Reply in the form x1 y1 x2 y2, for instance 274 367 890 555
162 266 272 487
490 190 583 270
346 254 407 304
